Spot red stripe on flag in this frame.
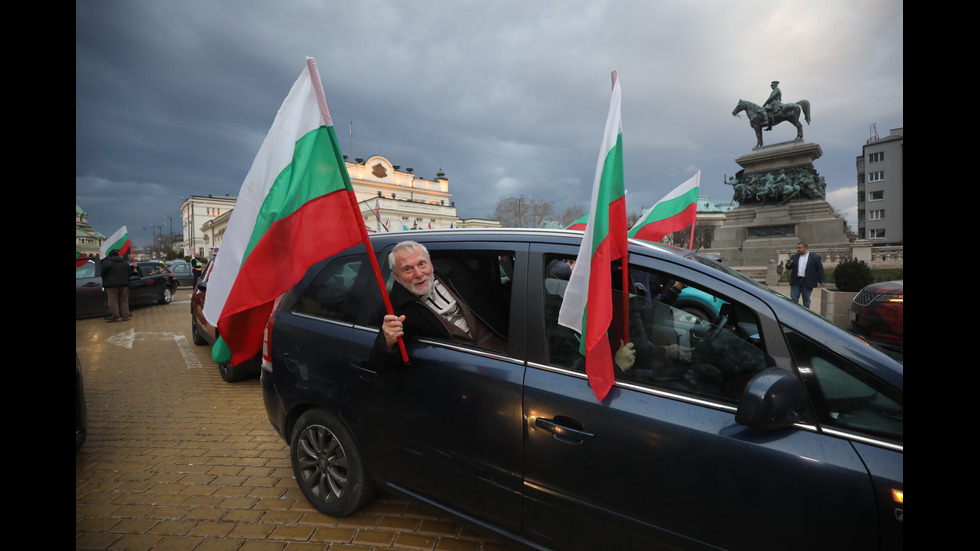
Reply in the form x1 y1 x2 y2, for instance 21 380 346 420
583 194 628 401
217 189 362 365
629 203 697 243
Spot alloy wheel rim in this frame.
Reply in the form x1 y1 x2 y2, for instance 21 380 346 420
296 424 348 503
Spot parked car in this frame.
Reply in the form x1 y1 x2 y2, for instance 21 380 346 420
76 257 107 319
131 261 178 306
260 229 903 551
849 280 903 349
191 261 261 382
76 352 88 450
76 259 176 319
673 285 724 322
166 260 195 287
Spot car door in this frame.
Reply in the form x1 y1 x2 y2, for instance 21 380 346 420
341 240 528 534
131 263 169 302
76 258 106 318
521 245 891 550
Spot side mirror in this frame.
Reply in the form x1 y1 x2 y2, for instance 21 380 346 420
735 368 808 429
196 280 207 291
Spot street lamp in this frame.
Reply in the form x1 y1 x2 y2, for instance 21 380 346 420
162 214 175 258
143 223 164 259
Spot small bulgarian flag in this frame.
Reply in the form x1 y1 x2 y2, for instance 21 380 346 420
558 71 628 402
204 58 404 366
629 172 700 248
100 226 132 257
566 213 588 231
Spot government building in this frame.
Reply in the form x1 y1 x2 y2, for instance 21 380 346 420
180 156 499 259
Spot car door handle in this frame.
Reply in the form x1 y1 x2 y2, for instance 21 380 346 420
82 282 101 288
535 416 594 444
351 362 378 382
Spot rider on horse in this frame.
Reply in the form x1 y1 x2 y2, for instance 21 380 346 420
763 81 782 131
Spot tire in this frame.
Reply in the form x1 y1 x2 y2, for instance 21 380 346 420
191 317 208 346
159 286 173 305
290 409 376 517
680 305 715 324
219 360 247 382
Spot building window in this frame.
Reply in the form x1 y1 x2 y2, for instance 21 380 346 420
869 152 885 163
868 171 885 182
868 209 885 220
869 190 884 201
869 228 886 239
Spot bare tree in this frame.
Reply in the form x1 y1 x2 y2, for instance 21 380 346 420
559 204 588 227
493 196 555 228
662 224 715 250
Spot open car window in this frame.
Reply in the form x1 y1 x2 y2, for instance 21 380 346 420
543 255 770 404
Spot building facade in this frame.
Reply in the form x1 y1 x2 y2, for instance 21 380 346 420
76 205 106 257
856 127 903 244
349 156 460 232
179 194 238 258
190 156 500 260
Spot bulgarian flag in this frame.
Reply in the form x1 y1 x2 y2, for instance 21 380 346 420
204 58 402 366
558 71 628 402
100 226 132 257
629 172 700 248
566 213 588 231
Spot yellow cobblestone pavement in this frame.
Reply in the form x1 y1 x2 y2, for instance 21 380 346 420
76 288 516 551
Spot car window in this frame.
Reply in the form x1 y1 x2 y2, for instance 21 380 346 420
139 264 169 277
542 255 769 404
372 246 516 354
293 255 367 323
76 261 97 279
786 332 903 444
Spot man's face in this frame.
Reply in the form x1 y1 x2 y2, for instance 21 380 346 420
796 244 807 254
393 248 433 296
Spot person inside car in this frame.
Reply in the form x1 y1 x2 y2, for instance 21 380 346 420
372 241 509 368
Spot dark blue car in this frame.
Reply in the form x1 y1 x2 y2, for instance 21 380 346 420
260 229 903 551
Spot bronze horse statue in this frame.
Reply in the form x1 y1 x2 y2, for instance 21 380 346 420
732 99 811 148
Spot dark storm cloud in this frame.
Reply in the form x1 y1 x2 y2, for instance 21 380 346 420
76 0 902 247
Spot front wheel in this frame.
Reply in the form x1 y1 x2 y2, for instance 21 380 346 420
290 409 376 517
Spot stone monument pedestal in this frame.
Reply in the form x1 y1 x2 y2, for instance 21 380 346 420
713 200 846 265
711 140 847 268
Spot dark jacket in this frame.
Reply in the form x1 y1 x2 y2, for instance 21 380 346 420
786 252 825 289
370 259 508 369
101 255 135 288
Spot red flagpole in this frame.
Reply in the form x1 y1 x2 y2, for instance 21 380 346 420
307 57 409 364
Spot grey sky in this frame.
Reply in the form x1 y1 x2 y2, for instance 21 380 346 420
76 0 903 248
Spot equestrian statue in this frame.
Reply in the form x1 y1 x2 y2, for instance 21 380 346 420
732 81 811 148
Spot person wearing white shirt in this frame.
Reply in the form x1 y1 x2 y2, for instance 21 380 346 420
785 242 825 309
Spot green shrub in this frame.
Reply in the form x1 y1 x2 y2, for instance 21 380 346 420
833 258 874 292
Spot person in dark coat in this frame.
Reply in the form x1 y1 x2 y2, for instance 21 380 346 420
785 242 826 309
101 249 135 322
371 241 508 369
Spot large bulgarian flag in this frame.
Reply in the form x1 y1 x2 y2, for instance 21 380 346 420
204 58 377 367
558 72 628 402
100 226 132 257
628 171 700 248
